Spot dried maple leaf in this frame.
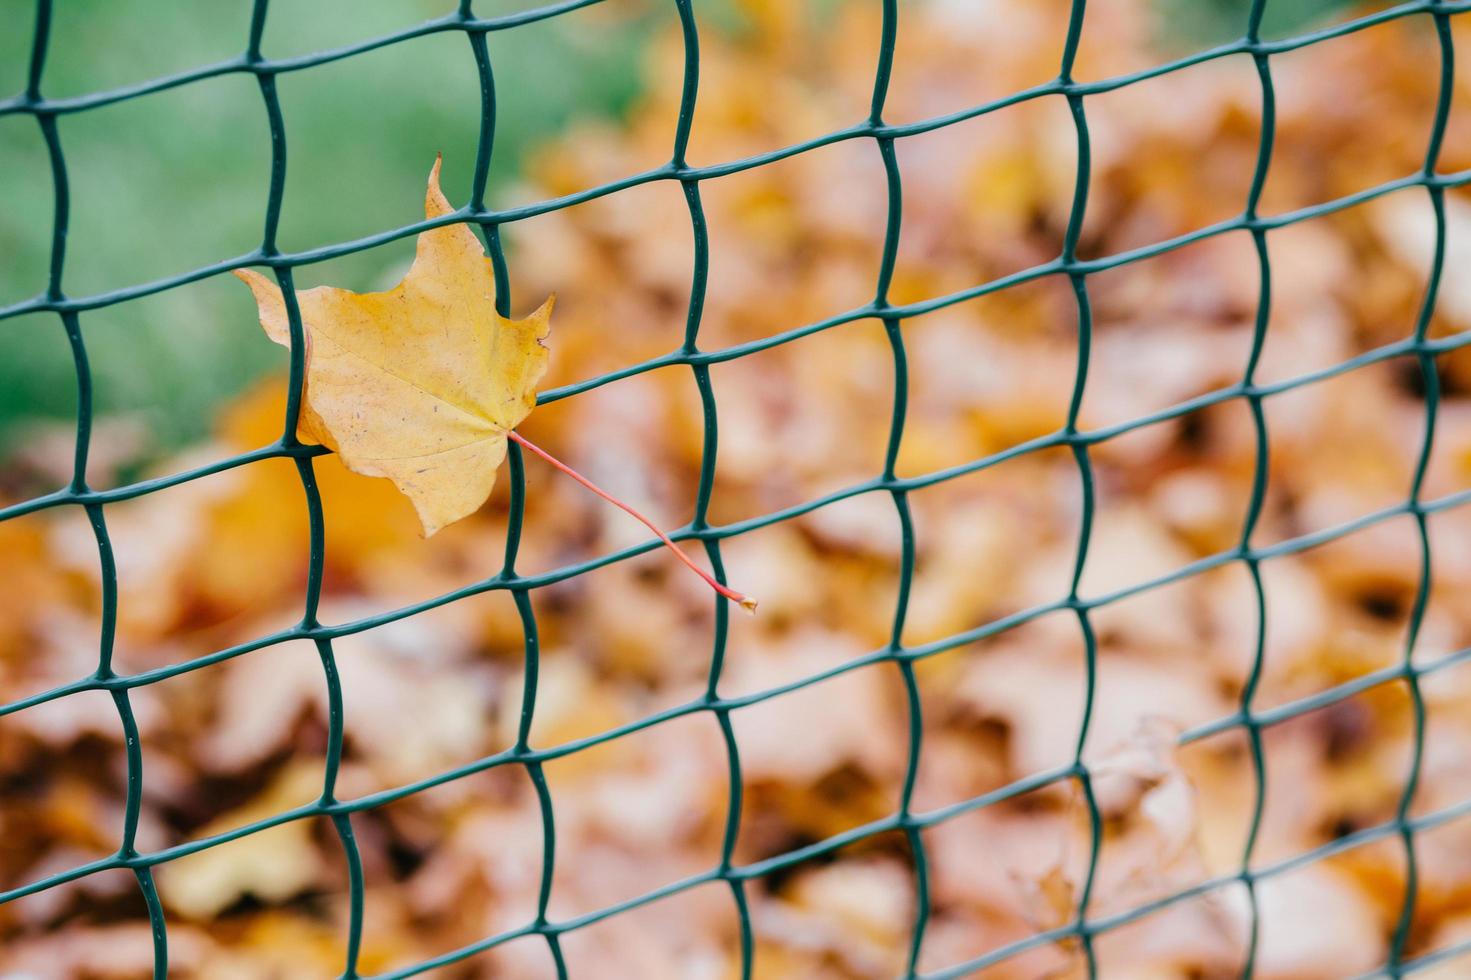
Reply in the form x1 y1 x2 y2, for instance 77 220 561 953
234 158 553 538
235 160 754 608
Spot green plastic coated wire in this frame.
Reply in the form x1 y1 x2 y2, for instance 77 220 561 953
4 0 1471 977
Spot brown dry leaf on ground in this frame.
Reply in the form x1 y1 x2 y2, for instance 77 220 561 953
156 763 329 920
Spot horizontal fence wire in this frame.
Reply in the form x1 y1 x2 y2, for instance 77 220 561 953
3 0 1471 977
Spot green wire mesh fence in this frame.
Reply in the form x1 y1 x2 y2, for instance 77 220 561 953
3 0 1471 976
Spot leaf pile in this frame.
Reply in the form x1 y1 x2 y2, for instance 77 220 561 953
4 1 1471 977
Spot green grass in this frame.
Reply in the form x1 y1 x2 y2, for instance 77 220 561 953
1154 0 1360 45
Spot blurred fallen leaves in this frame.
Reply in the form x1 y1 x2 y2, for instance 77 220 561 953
158 764 327 920
4 0 1471 977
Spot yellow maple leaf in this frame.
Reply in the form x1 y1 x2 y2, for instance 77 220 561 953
234 158 554 537
234 160 753 609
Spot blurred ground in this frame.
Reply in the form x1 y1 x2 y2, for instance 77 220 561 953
10 0 1471 978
